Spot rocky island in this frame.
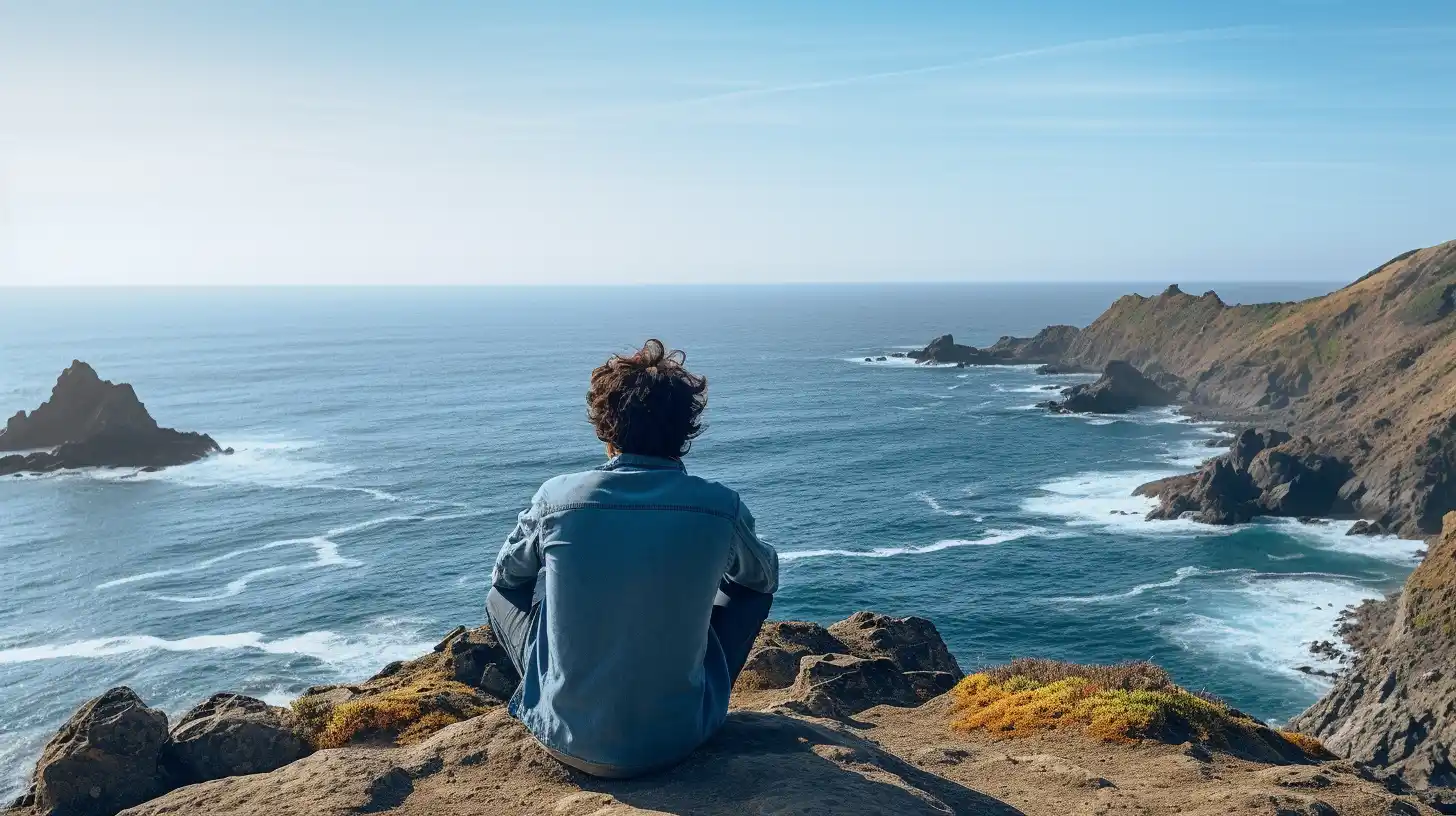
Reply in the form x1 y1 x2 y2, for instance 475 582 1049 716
0 361 225 477
6 610 1443 816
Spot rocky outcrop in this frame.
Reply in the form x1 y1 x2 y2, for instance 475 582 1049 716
20 688 170 816
10 612 1445 816
1292 513 1456 795
1048 242 1456 537
906 325 1080 366
0 362 222 476
826 611 963 677
1040 360 1177 414
164 694 307 785
1138 428 1357 525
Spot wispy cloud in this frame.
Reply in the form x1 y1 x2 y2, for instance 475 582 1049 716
679 25 1279 106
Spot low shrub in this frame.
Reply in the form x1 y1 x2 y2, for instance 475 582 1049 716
950 658 1320 760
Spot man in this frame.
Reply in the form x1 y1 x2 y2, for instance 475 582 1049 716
486 339 779 778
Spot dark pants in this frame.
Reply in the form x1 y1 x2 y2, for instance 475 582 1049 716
485 577 774 685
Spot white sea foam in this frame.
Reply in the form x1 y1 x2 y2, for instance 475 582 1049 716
1267 553 1306 561
1020 470 1232 535
1052 566 1248 603
781 528 1037 562
991 383 1064 395
86 439 353 490
153 536 362 603
1259 518 1425 565
916 491 972 517
1160 438 1218 469
1169 572 1380 688
0 626 435 672
97 509 490 595
844 356 955 368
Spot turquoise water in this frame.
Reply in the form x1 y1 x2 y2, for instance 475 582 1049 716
0 284 1422 797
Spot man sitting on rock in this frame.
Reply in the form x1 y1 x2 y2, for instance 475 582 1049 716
486 339 779 778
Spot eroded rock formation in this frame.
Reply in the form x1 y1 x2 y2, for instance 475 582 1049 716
1040 360 1177 414
0 362 222 476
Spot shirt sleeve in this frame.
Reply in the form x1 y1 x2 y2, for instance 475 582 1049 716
725 497 779 594
492 501 544 590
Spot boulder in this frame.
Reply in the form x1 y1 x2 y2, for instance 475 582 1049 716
735 621 849 690
0 362 220 475
826 612 963 677
785 654 921 719
1042 361 1175 414
164 694 307 785
29 687 170 816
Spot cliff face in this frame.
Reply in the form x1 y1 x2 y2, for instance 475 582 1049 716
1292 513 1456 793
1065 241 1456 536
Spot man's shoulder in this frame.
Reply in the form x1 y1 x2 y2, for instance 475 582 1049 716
533 466 741 516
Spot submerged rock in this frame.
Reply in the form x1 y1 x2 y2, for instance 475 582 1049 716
0 362 220 476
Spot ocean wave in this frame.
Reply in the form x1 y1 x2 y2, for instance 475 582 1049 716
1168 572 1379 689
915 491 973 517
0 624 436 671
98 509 492 598
1052 566 1248 603
990 383 1064 395
781 528 1037 562
1020 470 1233 535
1259 518 1425 565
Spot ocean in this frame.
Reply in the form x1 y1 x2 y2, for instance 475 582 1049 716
0 284 1424 798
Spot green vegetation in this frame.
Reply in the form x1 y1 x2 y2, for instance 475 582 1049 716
1401 282 1455 325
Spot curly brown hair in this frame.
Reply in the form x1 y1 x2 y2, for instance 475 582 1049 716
586 339 708 459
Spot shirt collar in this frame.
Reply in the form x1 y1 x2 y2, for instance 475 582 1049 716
600 453 686 472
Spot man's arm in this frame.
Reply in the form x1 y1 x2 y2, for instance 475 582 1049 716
492 501 544 590
725 498 778 594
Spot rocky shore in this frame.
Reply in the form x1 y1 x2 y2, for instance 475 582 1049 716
0 362 225 476
7 611 1440 816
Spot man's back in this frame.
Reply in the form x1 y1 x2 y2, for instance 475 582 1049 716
491 453 777 775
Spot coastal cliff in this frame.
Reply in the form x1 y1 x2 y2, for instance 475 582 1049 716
1060 241 1456 538
6 612 1436 816
1290 513 1456 800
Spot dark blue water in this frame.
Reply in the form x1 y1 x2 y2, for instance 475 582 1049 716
0 284 1422 797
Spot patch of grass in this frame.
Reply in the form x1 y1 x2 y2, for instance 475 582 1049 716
1278 730 1334 759
297 679 485 749
950 659 1314 756
1401 282 1455 325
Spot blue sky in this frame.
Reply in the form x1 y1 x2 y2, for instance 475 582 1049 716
1 1 1453 285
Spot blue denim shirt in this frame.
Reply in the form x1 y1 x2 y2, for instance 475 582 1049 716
491 453 779 775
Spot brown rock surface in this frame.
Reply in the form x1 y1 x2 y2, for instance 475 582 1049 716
1291 513 1456 793
26 687 170 816
164 694 307 785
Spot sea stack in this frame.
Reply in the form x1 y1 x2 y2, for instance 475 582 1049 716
0 361 221 475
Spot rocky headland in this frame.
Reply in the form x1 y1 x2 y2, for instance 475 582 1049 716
7 612 1439 816
0 361 224 476
902 239 1455 538
894 238 1456 806
907 325 1080 366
